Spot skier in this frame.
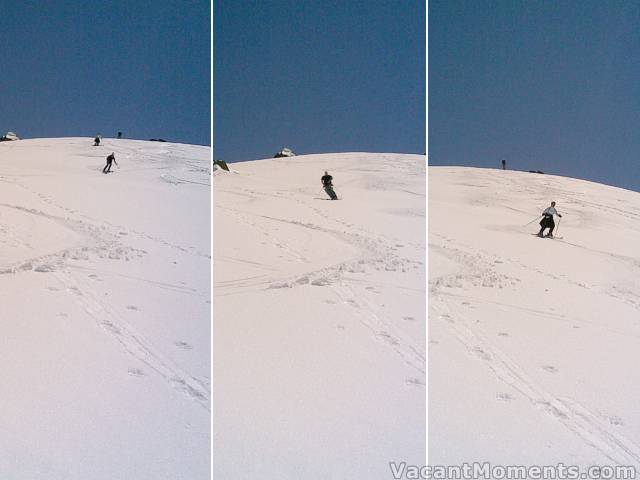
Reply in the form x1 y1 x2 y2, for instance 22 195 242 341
117 131 122 139
321 171 338 200
103 152 118 173
501 159 506 170
94 136 101 146
538 201 562 237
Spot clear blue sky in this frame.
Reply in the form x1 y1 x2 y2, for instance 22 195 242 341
214 0 425 162
430 0 640 193
0 1 210 146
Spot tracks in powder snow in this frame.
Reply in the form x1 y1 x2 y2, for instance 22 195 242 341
54 270 211 411
215 187 425 384
0 176 210 410
331 283 425 379
429 234 640 464
431 297 640 465
1 166 210 260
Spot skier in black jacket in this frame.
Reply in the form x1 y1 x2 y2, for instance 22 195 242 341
103 152 118 173
321 171 338 200
538 201 562 237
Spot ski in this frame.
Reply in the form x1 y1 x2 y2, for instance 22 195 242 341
531 234 563 239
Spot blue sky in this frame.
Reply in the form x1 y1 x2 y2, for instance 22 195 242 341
0 1 210 145
430 0 640 192
214 0 425 162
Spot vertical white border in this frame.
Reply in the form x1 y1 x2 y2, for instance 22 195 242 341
210 1 214 478
425 0 429 468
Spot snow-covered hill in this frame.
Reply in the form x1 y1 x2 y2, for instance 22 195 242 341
430 167 640 466
213 153 426 478
0 138 210 479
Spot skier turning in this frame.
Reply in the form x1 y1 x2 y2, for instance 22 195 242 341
103 152 118 174
321 171 338 200
538 201 562 237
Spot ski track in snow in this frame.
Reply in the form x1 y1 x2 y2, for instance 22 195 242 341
430 167 640 465
214 153 426 478
215 182 425 379
430 237 640 464
0 200 140 274
0 138 211 479
431 295 640 465
54 270 210 411
0 142 210 396
1 173 210 261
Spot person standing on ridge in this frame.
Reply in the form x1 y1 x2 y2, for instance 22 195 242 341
538 201 562 237
94 136 101 146
321 171 338 200
501 159 506 170
103 152 118 174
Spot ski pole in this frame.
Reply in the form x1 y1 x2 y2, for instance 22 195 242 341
555 217 561 236
523 215 542 227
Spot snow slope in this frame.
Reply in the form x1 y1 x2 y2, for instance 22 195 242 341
0 138 210 479
213 153 426 478
430 167 640 467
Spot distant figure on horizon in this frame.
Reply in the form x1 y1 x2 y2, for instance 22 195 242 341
538 201 562 237
321 171 338 200
501 159 506 170
94 136 101 146
117 131 122 139
103 152 117 174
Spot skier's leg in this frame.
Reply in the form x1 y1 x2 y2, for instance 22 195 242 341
545 219 555 237
538 218 546 236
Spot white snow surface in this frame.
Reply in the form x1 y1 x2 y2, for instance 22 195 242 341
0 138 210 479
213 153 426 478
430 167 640 467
